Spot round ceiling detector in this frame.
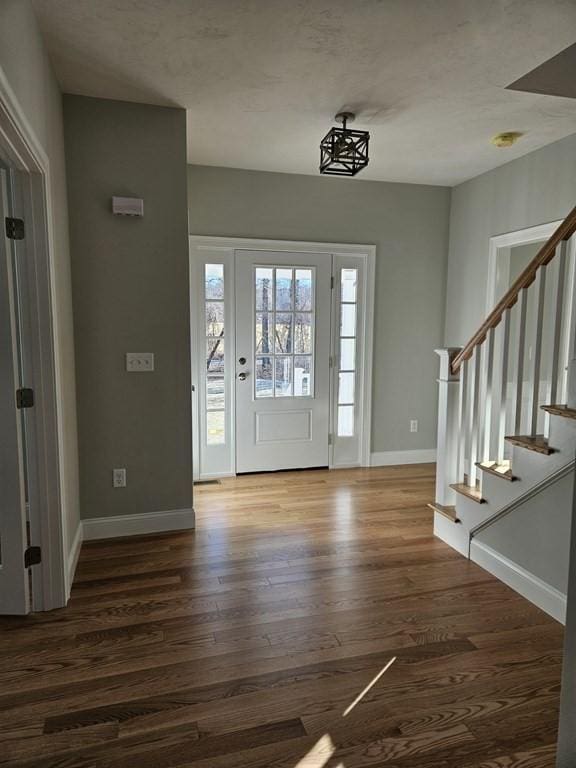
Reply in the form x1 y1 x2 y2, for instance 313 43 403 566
491 131 524 148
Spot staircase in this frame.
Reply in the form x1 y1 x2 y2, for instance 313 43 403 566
432 206 576 620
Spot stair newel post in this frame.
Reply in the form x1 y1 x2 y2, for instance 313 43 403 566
434 348 462 507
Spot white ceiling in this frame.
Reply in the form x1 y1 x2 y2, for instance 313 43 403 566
32 0 576 186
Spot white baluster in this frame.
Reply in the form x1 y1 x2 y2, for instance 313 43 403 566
497 309 511 464
550 241 568 412
482 327 495 462
566 234 576 408
528 266 547 436
468 346 481 487
457 356 468 483
514 288 528 435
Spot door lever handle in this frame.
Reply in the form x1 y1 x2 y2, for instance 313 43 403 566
237 372 248 381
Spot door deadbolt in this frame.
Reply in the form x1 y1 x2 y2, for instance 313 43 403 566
238 356 247 365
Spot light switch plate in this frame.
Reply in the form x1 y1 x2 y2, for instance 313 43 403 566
126 352 154 372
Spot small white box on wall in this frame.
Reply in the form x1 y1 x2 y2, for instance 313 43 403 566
126 352 154 372
112 196 144 217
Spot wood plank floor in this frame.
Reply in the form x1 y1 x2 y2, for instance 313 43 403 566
0 464 563 767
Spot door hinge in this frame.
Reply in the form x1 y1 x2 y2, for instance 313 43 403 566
5 217 25 240
328 433 333 445
16 388 34 409
24 546 41 568
331 276 335 289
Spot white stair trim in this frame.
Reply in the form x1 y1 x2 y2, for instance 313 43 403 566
371 448 436 466
82 508 195 541
470 539 566 624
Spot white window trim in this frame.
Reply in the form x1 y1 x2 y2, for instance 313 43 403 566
189 236 376 479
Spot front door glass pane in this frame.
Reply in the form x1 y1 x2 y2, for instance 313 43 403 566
254 266 314 398
337 268 358 437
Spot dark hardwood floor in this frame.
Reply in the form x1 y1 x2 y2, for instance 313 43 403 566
0 464 563 766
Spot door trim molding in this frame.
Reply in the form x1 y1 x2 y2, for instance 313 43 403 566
486 220 563 314
0 65 67 609
189 236 376 478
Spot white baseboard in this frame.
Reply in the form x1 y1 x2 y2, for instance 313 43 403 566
82 508 195 541
67 522 83 597
470 540 566 624
370 449 436 467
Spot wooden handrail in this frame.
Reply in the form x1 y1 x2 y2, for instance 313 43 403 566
451 204 576 374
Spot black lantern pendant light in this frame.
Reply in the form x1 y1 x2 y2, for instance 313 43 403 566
319 112 370 177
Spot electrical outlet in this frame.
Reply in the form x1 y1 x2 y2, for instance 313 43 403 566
126 352 154 372
410 419 418 433
113 468 126 488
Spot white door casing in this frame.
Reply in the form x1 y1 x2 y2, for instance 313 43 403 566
189 236 375 479
0 168 29 614
0 65 68 610
235 250 331 473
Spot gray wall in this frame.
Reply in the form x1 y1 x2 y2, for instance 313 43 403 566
557 470 576 767
0 1 80 556
188 165 451 454
64 96 191 520
445 132 576 346
509 241 542 285
476 471 573 594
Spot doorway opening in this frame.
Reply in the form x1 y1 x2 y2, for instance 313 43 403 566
189 237 375 480
486 220 576 445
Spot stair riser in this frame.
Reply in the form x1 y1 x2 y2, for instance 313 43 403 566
511 416 575 479
433 511 469 556
453 414 576 533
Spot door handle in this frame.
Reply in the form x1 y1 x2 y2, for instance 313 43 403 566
237 372 248 381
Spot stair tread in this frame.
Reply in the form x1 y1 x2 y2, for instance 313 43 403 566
504 434 554 455
428 502 460 522
449 483 486 504
475 461 517 482
541 404 576 420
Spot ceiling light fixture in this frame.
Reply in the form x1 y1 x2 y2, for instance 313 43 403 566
491 131 524 148
320 112 370 176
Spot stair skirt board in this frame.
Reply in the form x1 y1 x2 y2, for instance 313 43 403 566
470 540 566 624
370 449 437 466
82 508 196 541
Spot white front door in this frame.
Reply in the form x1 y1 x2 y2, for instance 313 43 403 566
235 250 332 473
0 167 30 614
